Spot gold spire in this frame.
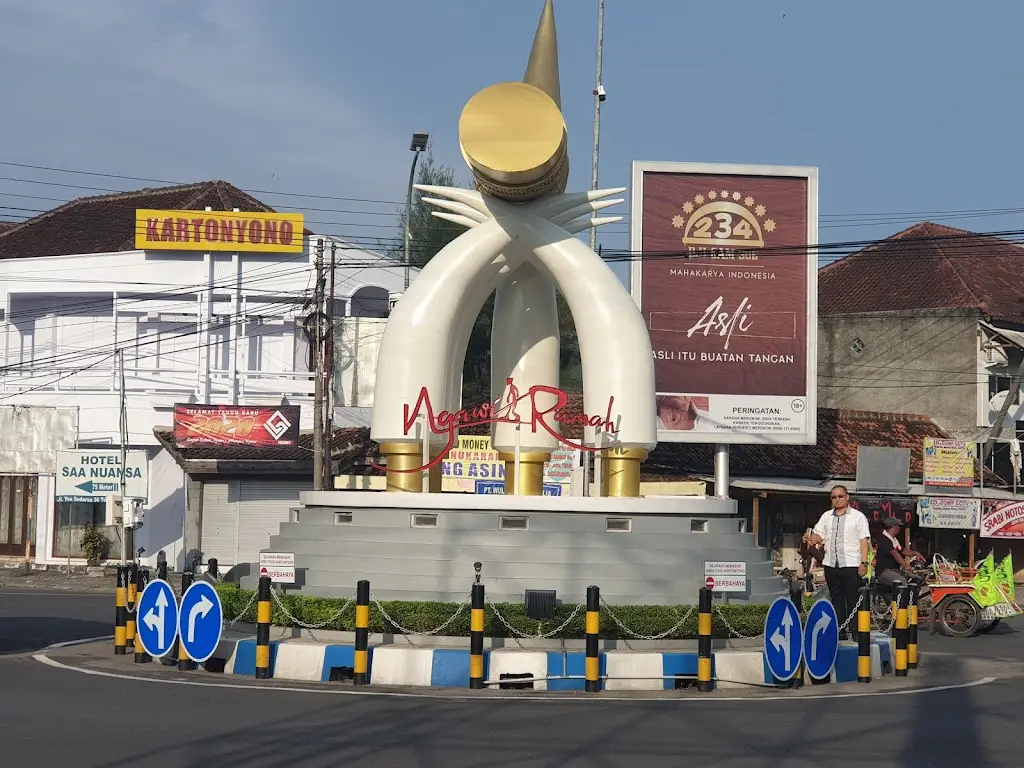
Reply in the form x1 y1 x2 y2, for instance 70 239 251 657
523 0 560 109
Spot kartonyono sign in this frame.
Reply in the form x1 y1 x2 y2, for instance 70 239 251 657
135 209 305 253
630 161 818 445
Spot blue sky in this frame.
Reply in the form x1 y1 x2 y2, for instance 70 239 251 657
1 0 1023 282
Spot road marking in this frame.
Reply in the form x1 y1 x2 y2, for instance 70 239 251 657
31 652 996 704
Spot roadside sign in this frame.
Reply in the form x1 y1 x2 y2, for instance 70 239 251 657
704 561 747 593
178 581 223 663
135 579 179 658
55 449 148 503
763 596 803 682
803 599 839 681
259 552 296 584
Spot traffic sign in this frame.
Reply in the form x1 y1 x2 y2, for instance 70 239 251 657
54 449 148 503
705 576 715 589
135 578 179 658
763 596 803 682
178 581 223 663
802 599 839 681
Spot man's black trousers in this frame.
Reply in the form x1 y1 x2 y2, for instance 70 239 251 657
823 565 861 637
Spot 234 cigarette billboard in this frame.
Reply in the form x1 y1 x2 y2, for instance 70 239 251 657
630 161 818 444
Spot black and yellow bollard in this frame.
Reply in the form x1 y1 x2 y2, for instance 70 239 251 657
697 586 713 692
125 562 138 650
894 584 909 677
354 579 370 686
134 567 152 664
857 584 872 683
908 582 919 670
585 585 601 693
255 574 272 680
469 582 485 689
177 572 197 671
114 565 128 655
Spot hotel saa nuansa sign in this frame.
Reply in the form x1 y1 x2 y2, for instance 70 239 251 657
923 438 974 487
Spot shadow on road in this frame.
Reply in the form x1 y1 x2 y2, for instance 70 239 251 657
0 617 109 655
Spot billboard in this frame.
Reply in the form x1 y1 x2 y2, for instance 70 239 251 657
440 434 577 494
922 438 974 487
0 405 79 474
135 209 305 253
630 162 818 444
173 404 301 448
55 449 149 503
918 497 980 530
981 500 1024 539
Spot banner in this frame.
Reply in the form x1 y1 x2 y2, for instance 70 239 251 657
922 438 974 487
917 497 980 530
630 161 817 445
440 435 576 494
135 209 305 253
173 404 300 447
849 496 917 527
981 500 1024 538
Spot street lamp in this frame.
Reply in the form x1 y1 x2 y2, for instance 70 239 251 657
404 132 430 289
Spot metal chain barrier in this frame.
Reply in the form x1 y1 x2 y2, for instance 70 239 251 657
371 592 470 636
712 603 764 640
599 597 696 641
487 597 585 639
271 588 356 630
227 590 259 627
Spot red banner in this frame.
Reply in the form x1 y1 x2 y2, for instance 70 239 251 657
173 404 301 448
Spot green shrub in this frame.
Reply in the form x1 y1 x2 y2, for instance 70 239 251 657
215 583 771 640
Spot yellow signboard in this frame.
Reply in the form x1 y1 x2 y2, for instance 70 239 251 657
923 437 974 488
135 209 305 253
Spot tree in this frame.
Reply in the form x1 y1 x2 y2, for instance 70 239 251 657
385 147 582 404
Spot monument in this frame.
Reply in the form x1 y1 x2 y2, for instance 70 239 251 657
269 0 782 605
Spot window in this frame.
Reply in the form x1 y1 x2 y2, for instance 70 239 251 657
850 336 866 355
52 498 110 559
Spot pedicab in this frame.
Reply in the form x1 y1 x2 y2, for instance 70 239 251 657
925 552 1021 638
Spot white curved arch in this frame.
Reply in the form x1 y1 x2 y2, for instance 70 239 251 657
491 202 657 449
370 218 513 446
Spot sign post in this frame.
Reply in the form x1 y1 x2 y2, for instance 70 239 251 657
763 596 803 682
258 552 296 584
178 581 224 664
703 561 747 593
135 579 179 659
55 450 148 504
802 599 839 681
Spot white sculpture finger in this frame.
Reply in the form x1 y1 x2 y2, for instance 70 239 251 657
550 198 624 227
529 187 627 219
413 185 491 217
431 212 482 229
563 215 623 235
420 198 488 223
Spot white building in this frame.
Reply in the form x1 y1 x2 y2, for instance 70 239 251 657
0 180 410 569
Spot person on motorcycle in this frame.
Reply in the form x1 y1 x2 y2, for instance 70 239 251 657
875 516 924 590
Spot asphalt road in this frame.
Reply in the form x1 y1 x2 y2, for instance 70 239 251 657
3 588 1023 767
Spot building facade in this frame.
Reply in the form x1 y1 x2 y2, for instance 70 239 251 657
0 181 411 569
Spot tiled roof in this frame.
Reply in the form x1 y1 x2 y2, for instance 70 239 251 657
0 180 313 260
0 220 17 233
819 222 1024 324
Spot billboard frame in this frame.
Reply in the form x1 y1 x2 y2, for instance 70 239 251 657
629 160 818 445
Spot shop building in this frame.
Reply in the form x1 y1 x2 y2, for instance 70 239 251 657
0 181 412 569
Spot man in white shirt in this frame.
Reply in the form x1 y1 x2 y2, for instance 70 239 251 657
805 485 871 640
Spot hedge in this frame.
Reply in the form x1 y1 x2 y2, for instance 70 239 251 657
215 583 779 640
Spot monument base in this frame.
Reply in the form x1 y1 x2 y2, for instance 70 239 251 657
244 491 783 606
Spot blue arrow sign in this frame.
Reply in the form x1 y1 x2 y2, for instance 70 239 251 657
763 596 803 682
75 480 120 494
803 599 840 681
178 581 223 663
135 579 179 658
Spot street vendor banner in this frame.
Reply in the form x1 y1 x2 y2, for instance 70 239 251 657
440 435 577 494
917 497 980 530
923 438 974 487
173 404 300 447
981 500 1024 538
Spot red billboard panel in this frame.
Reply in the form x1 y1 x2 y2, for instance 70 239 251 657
173 404 301 448
630 161 818 445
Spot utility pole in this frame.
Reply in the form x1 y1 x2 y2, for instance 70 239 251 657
589 0 606 254
313 239 325 491
117 348 128 566
324 240 337 490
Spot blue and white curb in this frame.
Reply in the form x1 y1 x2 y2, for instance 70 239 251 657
192 632 899 689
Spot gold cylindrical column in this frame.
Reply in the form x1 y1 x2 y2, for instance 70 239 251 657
379 442 427 493
600 447 648 498
499 452 551 496
428 446 448 494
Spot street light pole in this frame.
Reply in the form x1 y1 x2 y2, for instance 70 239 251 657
404 132 430 290
589 0 606 254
